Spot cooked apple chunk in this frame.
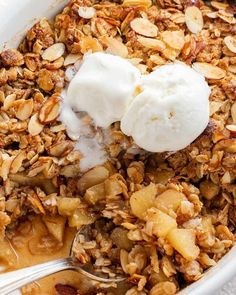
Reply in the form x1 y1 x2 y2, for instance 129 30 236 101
155 189 186 212
130 183 156 219
68 209 95 228
57 197 81 216
167 228 200 260
146 208 177 238
42 215 66 242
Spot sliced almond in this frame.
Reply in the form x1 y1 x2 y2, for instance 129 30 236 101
48 141 74 157
10 151 26 174
64 54 81 66
185 6 204 34
0 155 14 181
206 11 218 18
192 62 226 79
127 58 143 66
231 102 236 124
228 65 236 74
28 113 44 136
226 124 236 134
42 43 66 62
211 1 228 10
16 99 34 121
130 18 158 37
137 36 166 51
103 37 128 58
2 94 16 111
161 30 185 50
78 7 96 19
224 36 236 54
38 94 60 124
217 10 236 24
122 0 152 9
80 36 103 54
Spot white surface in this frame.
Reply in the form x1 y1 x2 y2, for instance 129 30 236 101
0 0 235 294
0 0 69 50
121 63 210 152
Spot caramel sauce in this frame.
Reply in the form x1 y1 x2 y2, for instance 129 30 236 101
1 216 83 295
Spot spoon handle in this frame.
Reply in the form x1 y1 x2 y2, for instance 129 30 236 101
0 257 73 295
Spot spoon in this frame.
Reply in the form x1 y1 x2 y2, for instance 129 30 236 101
0 222 126 295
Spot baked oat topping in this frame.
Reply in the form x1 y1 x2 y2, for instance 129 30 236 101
0 0 235 294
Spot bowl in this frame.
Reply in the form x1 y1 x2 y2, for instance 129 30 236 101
0 0 235 294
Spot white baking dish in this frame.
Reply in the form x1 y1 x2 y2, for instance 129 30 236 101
0 0 235 294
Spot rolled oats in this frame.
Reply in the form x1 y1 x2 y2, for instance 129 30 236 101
161 30 185 50
0 1 235 294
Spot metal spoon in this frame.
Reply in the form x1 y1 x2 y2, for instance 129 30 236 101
0 223 125 295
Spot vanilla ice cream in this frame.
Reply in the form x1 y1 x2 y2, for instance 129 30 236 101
66 52 141 128
121 63 211 153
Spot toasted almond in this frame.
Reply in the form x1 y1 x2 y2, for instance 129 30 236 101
228 65 236 74
80 36 103 54
122 0 152 8
16 99 34 121
231 102 236 124
224 36 236 54
48 141 74 157
10 151 26 174
127 58 143 66
161 30 185 50
28 113 44 136
103 37 128 58
185 6 204 34
2 94 16 111
217 10 236 24
171 12 185 24
206 11 218 18
192 62 226 79
0 155 14 181
42 43 65 62
130 18 158 37
64 54 81 66
78 6 96 19
137 36 166 51
211 1 228 10
226 124 236 134
38 94 60 124
150 54 166 65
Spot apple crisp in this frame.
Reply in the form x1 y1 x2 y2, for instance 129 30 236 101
0 0 235 294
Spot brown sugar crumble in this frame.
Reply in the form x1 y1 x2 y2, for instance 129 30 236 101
0 0 235 294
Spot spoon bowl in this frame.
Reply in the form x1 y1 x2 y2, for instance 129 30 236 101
0 222 126 295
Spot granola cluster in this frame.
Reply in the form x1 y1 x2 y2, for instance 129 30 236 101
0 0 235 294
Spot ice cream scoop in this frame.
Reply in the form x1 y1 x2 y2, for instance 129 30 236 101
121 63 211 153
66 52 141 128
